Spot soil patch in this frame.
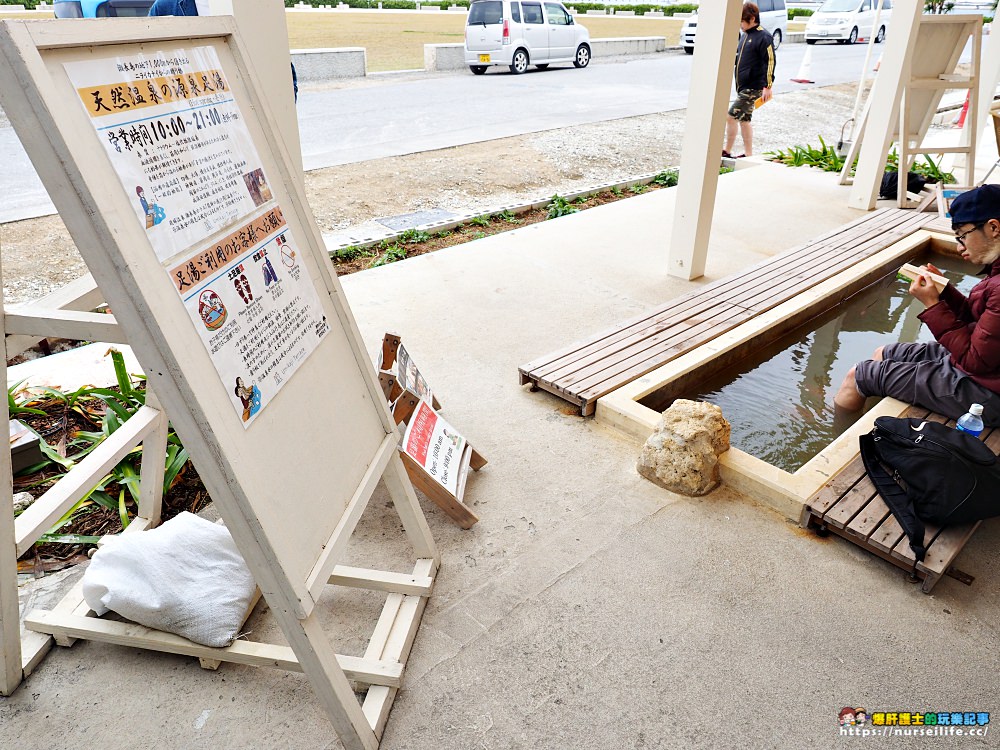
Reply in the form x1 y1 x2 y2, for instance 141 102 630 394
329 181 668 275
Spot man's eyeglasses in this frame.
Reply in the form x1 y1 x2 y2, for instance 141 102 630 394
955 223 985 246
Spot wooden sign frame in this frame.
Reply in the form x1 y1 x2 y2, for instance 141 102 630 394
0 17 437 749
390 389 486 530
377 332 442 411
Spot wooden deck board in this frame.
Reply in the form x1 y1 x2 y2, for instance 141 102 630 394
802 409 996 593
518 209 910 380
519 208 935 414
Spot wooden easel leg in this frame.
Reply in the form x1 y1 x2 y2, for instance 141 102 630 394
382 453 438 562
0 445 23 696
277 608 379 750
361 558 435 739
0 260 25 695
137 386 168 528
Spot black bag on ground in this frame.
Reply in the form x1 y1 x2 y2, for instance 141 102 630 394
879 171 928 200
858 417 1000 561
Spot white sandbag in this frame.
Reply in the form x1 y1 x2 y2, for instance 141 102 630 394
81 511 257 648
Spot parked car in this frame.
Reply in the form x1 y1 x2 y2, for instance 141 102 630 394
805 0 892 45
53 0 154 17
464 0 591 75
681 0 788 55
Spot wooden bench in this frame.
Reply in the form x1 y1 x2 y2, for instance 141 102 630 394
801 407 999 594
519 208 937 415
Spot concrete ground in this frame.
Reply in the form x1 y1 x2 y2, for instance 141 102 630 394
3 161 999 748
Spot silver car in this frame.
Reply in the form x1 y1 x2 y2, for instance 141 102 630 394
464 0 591 75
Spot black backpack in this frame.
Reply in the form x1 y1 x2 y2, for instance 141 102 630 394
859 417 1000 561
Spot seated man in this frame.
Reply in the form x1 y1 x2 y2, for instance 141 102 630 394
834 184 1000 425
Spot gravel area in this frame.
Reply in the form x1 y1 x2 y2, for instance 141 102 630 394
0 80 864 304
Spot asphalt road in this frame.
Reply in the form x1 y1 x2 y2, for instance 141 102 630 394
0 40 968 224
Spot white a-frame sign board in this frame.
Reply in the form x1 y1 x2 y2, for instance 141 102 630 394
0 17 438 749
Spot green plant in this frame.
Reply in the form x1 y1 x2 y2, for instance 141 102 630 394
788 7 814 17
469 214 492 227
719 165 734 175
498 210 521 224
399 228 431 244
629 183 649 194
651 169 679 187
333 244 371 262
11 350 193 544
884 149 955 184
546 194 579 219
574 195 589 205
610 185 624 197
472 231 487 239
8 381 46 418
924 0 955 13
435 228 453 238
765 136 847 173
370 243 407 267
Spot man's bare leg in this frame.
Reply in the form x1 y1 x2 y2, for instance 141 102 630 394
740 121 754 157
833 346 885 412
725 117 738 154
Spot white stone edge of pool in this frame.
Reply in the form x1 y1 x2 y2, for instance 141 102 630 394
597 227 956 521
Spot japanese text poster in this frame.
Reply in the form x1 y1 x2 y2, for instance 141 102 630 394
65 46 271 263
168 206 329 427
66 48 328 427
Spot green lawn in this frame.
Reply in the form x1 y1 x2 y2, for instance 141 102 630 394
287 11 683 71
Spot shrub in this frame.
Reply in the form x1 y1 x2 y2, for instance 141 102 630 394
546 194 579 219
788 8 814 18
651 169 679 187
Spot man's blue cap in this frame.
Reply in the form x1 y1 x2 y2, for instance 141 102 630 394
950 184 1000 227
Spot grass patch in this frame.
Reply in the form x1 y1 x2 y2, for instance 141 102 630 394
286 12 682 71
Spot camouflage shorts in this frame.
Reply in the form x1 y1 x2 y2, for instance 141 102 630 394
728 88 762 122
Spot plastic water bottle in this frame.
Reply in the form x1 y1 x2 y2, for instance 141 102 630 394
956 403 985 437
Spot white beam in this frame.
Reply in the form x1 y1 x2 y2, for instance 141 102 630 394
668 0 744 280
208 0 302 175
847 0 923 210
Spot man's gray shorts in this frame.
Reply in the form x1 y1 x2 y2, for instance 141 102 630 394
854 341 1000 426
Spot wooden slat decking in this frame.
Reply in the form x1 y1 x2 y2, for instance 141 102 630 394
801 407 998 594
519 208 937 415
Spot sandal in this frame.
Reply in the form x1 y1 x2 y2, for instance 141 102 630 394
722 150 733 158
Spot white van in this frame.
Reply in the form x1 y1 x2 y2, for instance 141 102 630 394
681 0 788 55
805 0 892 45
464 0 591 75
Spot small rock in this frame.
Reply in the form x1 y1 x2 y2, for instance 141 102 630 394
636 399 730 496
12 492 34 513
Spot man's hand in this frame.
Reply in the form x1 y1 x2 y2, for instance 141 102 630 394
761 88 773 104
909 265 942 307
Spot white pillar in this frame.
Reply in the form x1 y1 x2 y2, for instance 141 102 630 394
847 0 923 210
208 0 303 176
667 0 743 281
973 15 1000 166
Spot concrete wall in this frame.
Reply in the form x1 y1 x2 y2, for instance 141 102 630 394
291 47 368 79
592 36 666 55
424 44 467 72
424 36 666 71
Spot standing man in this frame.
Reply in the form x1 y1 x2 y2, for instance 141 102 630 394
723 3 775 159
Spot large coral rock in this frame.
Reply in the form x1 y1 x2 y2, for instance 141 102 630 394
637 399 731 496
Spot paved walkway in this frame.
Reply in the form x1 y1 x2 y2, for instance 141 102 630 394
4 161 998 749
